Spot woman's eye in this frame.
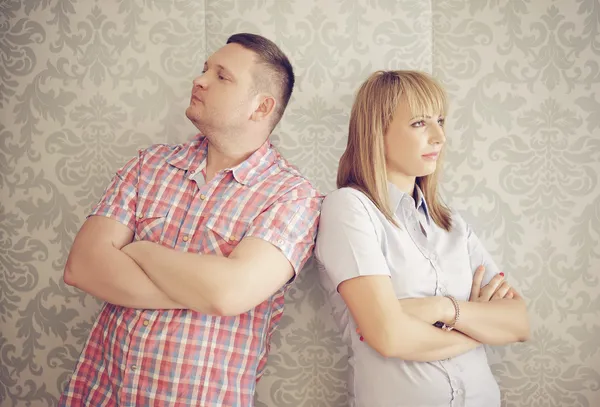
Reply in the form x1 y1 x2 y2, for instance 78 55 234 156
438 118 445 127
412 121 425 127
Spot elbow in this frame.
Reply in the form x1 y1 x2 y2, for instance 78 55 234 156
518 331 531 343
372 341 398 359
516 301 531 342
518 317 531 343
363 326 408 359
210 302 244 317
205 287 253 317
63 259 79 288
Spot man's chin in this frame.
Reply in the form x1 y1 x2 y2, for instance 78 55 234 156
185 109 202 124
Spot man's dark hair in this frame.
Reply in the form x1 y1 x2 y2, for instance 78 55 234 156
227 33 295 130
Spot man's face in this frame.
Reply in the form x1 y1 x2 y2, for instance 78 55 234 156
186 43 258 136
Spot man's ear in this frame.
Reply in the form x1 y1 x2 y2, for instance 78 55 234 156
251 94 276 123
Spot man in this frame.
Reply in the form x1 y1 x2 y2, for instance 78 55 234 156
60 33 322 406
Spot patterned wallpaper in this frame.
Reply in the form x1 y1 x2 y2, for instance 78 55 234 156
1 0 598 406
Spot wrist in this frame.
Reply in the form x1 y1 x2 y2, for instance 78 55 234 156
439 296 456 325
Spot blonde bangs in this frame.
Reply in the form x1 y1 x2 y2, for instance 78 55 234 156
400 72 448 119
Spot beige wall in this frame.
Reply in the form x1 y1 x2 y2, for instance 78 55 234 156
1 1 599 406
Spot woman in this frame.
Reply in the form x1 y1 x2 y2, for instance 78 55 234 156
315 70 530 407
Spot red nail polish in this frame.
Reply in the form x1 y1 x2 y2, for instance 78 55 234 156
359 336 364 342
500 272 505 277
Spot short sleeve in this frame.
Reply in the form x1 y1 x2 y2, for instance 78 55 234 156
245 186 322 276
464 219 503 286
315 188 392 291
89 153 140 230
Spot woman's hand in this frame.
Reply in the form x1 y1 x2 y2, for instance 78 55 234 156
470 265 513 302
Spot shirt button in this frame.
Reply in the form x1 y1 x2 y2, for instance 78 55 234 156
131 365 137 371
182 235 189 242
457 389 463 395
143 320 149 326
137 214 143 220
229 236 236 242
200 194 206 200
190 169 196 174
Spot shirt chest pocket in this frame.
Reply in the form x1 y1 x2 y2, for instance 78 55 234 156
134 203 170 243
200 215 252 256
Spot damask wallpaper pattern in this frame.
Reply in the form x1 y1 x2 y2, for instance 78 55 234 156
1 1 599 406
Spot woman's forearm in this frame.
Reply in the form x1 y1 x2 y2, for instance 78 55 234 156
398 324 482 362
396 295 530 347
453 298 530 345
369 308 482 362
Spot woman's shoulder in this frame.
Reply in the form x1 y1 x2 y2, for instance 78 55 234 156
320 187 387 230
322 187 376 213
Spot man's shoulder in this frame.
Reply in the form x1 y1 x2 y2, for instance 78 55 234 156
268 155 322 199
138 136 202 163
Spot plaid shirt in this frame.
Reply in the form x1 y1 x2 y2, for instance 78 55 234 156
60 135 322 406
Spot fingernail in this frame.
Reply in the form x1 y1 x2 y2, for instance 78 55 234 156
356 328 360 333
500 272 505 277
359 336 364 342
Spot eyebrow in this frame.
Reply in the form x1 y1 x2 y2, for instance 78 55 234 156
203 60 236 79
410 114 445 120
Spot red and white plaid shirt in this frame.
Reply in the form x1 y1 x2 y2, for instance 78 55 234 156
60 135 322 406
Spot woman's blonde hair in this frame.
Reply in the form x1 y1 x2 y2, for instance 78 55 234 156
337 70 452 231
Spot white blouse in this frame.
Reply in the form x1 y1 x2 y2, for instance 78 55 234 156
315 184 502 407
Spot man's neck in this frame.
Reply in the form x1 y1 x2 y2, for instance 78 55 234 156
205 137 266 181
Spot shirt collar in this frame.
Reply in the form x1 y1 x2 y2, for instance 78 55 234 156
388 182 431 224
167 134 275 186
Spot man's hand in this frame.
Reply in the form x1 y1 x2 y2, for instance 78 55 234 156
470 265 512 302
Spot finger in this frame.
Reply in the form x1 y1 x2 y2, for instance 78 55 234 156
506 287 522 300
503 286 516 299
470 265 486 301
480 274 505 301
492 281 511 300
356 327 361 335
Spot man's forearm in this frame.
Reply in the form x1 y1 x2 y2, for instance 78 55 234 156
66 245 184 309
123 241 239 315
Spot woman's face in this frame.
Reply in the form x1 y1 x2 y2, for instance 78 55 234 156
384 99 446 186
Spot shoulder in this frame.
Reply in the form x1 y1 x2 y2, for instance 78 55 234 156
269 155 322 200
139 142 185 161
321 187 378 222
